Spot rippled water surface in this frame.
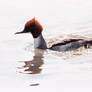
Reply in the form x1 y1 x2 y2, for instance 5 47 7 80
0 0 92 92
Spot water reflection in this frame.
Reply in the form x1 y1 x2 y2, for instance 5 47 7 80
18 49 45 74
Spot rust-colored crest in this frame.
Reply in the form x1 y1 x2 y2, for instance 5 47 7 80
25 18 43 31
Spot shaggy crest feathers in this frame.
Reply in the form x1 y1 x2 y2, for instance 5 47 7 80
25 18 43 32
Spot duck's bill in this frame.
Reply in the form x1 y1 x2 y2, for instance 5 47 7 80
15 30 26 34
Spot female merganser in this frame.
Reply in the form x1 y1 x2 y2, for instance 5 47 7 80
15 18 92 51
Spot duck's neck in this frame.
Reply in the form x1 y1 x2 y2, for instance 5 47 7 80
34 34 47 49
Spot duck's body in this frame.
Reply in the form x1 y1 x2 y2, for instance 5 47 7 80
16 18 92 51
34 33 92 51
49 39 92 51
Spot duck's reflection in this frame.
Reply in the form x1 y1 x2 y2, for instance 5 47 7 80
18 49 45 74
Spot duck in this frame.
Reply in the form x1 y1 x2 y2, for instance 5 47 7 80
15 18 92 52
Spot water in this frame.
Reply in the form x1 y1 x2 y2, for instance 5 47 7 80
0 0 92 92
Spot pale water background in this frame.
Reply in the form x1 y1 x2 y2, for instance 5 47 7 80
0 0 92 92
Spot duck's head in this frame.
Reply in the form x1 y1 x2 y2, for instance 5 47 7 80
15 18 43 38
